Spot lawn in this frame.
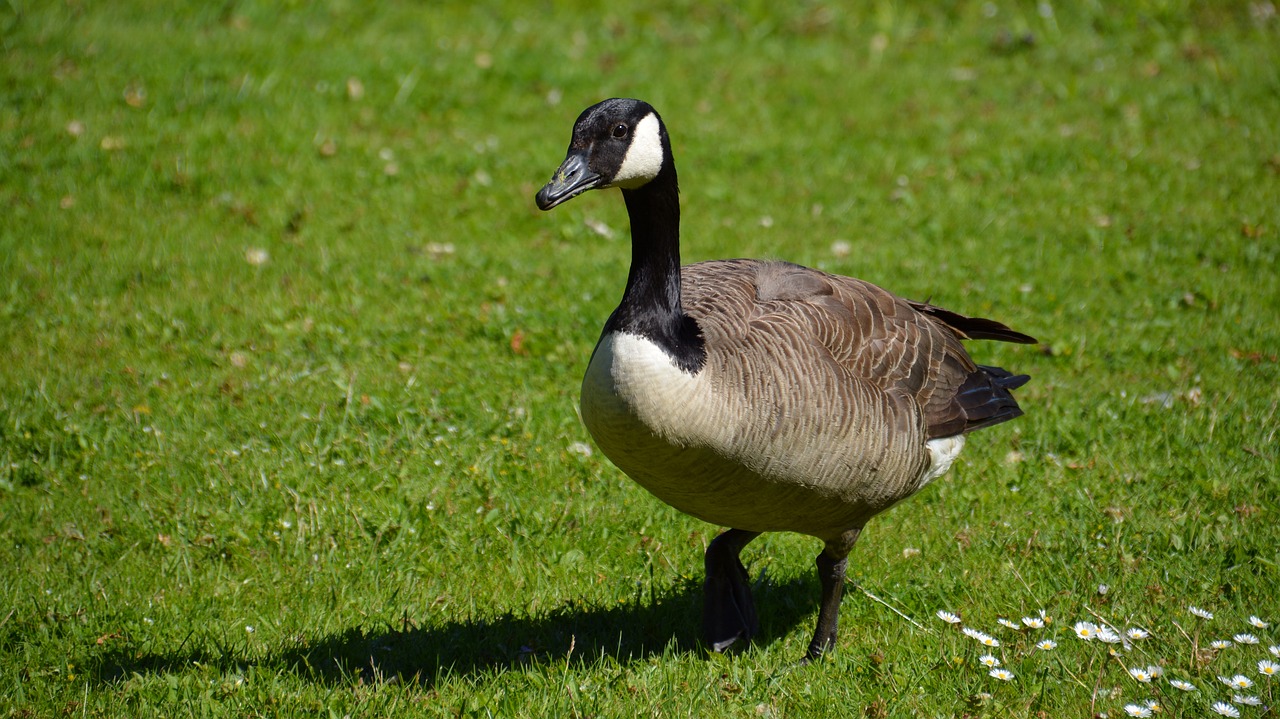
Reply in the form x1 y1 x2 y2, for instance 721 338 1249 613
2 1 1278 716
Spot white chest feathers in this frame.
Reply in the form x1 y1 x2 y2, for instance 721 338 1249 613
580 331 711 448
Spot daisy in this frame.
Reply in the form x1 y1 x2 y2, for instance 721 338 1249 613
1126 628 1149 640
979 654 1000 668
1259 659 1279 677
1122 705 1151 718
1211 702 1240 718
1022 615 1045 629
1272 645 1280 657
1211 639 1233 649
1036 639 1057 650
1233 695 1262 706
997 617 1020 630
1074 621 1099 640
1131 665 1162 680
1143 700 1160 711
988 668 1014 681
962 626 998 646
1234 633 1259 645
1189 605 1214 620
1249 615 1268 628
1097 627 1123 644
1128 667 1154 683
1168 678 1196 691
1219 674 1253 690
936 610 962 624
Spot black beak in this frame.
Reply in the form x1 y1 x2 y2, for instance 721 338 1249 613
535 152 601 210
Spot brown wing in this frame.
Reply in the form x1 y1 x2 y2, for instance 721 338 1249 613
681 259 1034 439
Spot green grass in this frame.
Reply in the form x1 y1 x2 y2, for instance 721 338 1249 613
3 1 1279 716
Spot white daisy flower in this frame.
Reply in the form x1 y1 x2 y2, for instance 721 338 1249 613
1143 699 1160 711
1234 633 1259 645
1122 705 1151 718
1036 639 1057 650
1147 665 1163 678
1220 674 1253 690
997 618 1020 630
936 610 962 624
1272 645 1280 657
988 668 1014 681
1211 639 1233 649
1169 678 1196 691
1259 659 1279 677
1189 605 1214 620
1248 615 1268 628
1125 628 1149 640
1233 695 1262 706
979 654 1000 668
1211 702 1240 718
1073 621 1099 640
1021 615 1045 629
962 626 998 646
1128 667 1154 683
1097 627 1123 644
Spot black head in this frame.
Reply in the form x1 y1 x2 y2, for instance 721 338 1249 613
535 98 672 211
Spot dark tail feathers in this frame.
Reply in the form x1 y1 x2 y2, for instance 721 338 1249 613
908 301 1038 345
952 365 1030 435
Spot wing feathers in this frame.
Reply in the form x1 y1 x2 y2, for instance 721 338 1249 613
682 260 1034 443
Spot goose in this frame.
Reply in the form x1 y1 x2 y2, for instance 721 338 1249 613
534 98 1036 661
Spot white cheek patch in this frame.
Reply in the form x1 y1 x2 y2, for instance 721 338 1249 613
610 113 665 189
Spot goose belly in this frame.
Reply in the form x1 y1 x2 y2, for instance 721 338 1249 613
580 332 955 537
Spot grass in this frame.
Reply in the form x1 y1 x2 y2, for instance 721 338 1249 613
2 0 1278 716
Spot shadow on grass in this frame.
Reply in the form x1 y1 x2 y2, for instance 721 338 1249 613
91 576 816 686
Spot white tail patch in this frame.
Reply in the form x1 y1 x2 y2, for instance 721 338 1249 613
919 435 966 490
610 113 664 189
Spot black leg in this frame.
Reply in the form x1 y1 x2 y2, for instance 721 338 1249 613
803 528 862 662
702 528 762 652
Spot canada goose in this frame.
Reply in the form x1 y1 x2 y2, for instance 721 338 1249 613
535 98 1036 661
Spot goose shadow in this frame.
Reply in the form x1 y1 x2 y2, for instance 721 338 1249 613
91 575 817 686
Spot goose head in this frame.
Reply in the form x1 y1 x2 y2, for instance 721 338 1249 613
536 98 672 211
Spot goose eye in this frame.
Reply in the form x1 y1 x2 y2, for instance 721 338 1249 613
611 123 629 139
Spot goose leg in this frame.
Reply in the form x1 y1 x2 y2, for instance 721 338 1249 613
702 528 762 652
804 527 863 662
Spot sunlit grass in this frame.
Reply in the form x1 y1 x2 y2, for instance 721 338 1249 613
2 1 1278 716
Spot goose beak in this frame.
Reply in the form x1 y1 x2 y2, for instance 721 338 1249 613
536 152 601 210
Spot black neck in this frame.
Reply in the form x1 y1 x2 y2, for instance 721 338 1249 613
604 169 706 373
